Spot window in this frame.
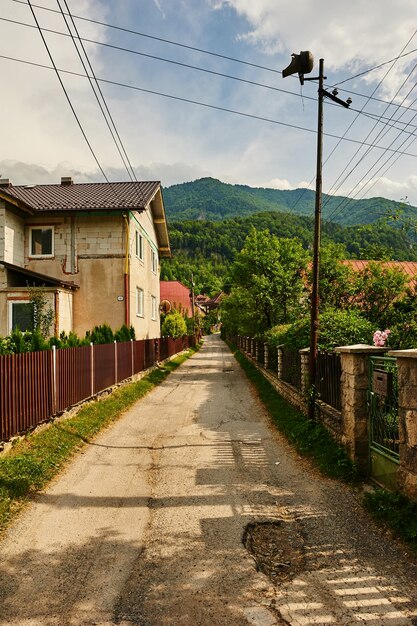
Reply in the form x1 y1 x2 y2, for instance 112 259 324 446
136 287 144 317
151 296 157 320
135 231 144 260
151 248 158 273
29 227 54 257
8 301 32 333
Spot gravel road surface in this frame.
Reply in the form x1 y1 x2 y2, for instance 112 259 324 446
1 334 417 625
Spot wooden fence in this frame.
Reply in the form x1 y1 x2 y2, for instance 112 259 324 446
0 336 196 442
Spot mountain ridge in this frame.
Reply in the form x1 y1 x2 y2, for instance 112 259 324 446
163 177 417 226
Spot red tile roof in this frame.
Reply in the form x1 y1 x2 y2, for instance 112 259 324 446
342 260 417 281
0 181 160 212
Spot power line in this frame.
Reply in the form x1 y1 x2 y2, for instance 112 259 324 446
6 4 417 115
324 30 417 213
3 51 417 160
25 0 110 183
334 46 417 86
10 0 283 75
0 16 318 105
56 0 136 181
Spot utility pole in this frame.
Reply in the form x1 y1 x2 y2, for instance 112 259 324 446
308 58 324 420
282 52 351 420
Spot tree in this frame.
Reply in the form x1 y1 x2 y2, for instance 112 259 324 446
28 285 54 338
351 262 408 326
223 228 308 336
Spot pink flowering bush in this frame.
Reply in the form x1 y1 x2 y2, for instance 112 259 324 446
373 329 391 347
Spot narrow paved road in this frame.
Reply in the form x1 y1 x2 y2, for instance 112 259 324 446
1 335 417 625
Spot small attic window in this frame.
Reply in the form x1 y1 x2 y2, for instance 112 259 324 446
29 226 54 258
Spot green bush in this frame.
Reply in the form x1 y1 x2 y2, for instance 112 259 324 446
161 311 188 339
272 308 374 351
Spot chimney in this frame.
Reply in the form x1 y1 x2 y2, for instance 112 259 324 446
61 176 73 186
0 178 12 187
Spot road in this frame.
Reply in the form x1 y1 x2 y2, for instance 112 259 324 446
0 334 417 625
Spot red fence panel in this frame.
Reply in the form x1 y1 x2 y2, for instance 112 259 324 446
144 339 156 369
0 336 191 442
133 340 145 374
93 343 116 394
56 345 92 413
0 351 53 441
117 341 133 383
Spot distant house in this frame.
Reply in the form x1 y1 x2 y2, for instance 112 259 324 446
0 177 170 339
160 280 193 317
195 292 223 314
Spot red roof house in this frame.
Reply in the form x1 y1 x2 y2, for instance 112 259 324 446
160 281 193 317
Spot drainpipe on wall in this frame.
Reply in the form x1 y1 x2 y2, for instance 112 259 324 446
123 214 130 327
54 290 59 337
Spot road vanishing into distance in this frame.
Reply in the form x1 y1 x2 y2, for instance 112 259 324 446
1 334 417 625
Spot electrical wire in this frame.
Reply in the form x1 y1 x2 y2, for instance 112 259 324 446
3 51 417 160
25 0 110 183
55 0 136 182
333 46 417 86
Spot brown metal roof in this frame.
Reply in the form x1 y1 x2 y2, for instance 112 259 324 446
342 260 417 279
1 181 161 212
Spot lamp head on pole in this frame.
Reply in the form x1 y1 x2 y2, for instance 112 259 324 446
282 51 314 84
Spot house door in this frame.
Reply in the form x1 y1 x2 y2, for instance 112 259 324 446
368 356 399 491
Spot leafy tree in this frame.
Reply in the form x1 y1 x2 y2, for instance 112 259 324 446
309 243 354 310
223 228 308 336
161 311 187 338
351 262 408 325
28 285 54 339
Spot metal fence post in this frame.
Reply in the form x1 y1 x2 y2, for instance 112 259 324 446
131 338 134 377
90 342 94 397
52 345 57 415
114 340 118 384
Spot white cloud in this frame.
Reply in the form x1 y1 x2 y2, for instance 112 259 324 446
263 178 293 190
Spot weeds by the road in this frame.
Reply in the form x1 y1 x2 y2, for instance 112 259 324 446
0 345 200 532
364 490 417 550
232 347 360 483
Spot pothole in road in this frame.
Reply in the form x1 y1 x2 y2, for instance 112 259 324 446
243 520 305 584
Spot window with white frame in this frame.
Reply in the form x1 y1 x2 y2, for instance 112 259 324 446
151 248 158 273
136 287 144 317
29 226 54 257
151 295 157 320
135 230 144 261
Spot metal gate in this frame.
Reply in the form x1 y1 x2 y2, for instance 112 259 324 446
368 356 399 490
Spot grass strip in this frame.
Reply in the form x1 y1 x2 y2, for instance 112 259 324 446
231 345 360 483
0 345 200 531
363 489 417 549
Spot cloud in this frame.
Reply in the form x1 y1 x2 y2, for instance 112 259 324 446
262 178 293 190
212 1 417 97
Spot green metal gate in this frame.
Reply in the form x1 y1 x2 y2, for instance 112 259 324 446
368 356 399 490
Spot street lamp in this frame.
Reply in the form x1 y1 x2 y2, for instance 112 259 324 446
282 52 351 420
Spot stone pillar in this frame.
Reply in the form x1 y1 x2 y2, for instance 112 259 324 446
388 349 417 502
255 341 259 362
299 348 310 396
264 343 269 369
336 344 387 472
277 346 283 380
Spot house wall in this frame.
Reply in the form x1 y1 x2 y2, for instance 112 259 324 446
21 212 161 339
129 209 161 339
0 202 25 266
57 289 73 335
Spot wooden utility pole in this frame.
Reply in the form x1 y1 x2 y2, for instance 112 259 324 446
308 58 324 420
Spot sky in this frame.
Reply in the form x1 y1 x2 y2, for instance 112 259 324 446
1 0 417 212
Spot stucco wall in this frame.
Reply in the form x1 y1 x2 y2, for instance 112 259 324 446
57 289 73 335
129 209 161 339
0 204 25 266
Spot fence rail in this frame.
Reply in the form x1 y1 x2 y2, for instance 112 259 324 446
0 335 196 443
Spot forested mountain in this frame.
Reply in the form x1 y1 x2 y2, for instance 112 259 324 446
163 177 417 227
161 210 417 296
